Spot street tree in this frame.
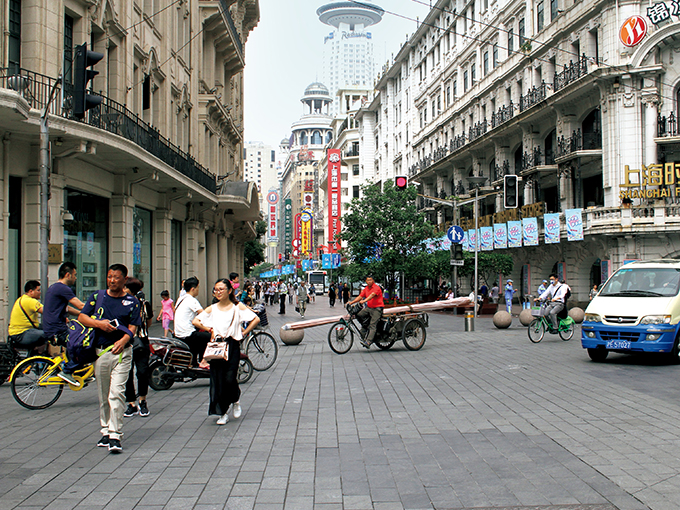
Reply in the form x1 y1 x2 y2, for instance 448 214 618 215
244 220 267 274
341 179 435 296
458 252 514 288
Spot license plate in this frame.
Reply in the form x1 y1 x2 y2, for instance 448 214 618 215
606 340 631 350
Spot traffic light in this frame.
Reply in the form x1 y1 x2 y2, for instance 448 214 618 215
504 175 518 209
395 175 408 190
452 243 463 260
278 253 282 262
74 43 104 119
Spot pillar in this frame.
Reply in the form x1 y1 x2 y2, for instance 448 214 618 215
154 209 172 300
110 194 135 269
206 229 218 285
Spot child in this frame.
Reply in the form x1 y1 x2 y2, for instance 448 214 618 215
157 290 175 337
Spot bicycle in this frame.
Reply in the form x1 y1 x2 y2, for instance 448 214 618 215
241 304 278 371
527 301 575 343
9 351 95 410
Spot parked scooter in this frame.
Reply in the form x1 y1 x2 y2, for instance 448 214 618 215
148 336 253 390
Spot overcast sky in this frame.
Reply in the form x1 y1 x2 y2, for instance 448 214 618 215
243 0 431 147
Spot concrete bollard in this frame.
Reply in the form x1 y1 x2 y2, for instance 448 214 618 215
280 327 304 345
493 311 513 329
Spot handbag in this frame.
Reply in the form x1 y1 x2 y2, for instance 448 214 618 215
203 339 229 361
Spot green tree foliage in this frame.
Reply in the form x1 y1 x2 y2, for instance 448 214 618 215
342 180 435 295
244 220 267 274
458 252 514 287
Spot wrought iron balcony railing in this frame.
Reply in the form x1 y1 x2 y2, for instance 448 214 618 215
658 112 679 138
1 68 217 193
553 54 588 92
555 128 602 158
519 82 547 113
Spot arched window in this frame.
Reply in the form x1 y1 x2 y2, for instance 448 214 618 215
582 108 601 150
311 130 322 145
325 131 333 144
300 131 308 145
545 129 556 165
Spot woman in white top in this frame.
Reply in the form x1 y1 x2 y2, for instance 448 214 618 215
194 278 260 425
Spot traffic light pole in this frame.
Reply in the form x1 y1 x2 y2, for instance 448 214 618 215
39 74 62 292
451 196 458 298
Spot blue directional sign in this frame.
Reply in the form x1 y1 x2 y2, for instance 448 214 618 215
447 225 465 244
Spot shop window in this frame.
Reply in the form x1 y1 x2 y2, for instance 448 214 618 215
133 207 153 297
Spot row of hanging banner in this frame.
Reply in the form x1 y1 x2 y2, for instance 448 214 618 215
462 209 584 251
259 255 342 279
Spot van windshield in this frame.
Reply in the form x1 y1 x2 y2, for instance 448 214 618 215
600 267 680 297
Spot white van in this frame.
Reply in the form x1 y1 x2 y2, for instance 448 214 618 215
581 259 680 362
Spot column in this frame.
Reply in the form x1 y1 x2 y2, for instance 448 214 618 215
218 233 231 279
0 136 8 333
24 166 41 282
641 91 659 168
206 229 218 285
185 220 200 282
110 194 135 269
154 209 172 299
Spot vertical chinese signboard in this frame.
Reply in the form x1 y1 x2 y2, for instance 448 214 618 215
266 190 279 241
284 198 292 254
301 210 313 255
327 149 342 252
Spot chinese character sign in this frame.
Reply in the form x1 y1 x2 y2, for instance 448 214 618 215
480 227 493 251
493 223 507 249
522 218 539 246
266 190 279 240
544 213 560 244
565 209 584 241
284 198 292 252
327 149 342 252
507 221 522 248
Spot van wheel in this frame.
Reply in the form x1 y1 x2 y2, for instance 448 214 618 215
587 348 608 362
669 335 680 364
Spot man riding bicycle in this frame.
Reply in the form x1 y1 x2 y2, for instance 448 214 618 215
348 275 384 349
534 273 570 332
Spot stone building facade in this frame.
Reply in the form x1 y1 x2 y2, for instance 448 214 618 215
0 0 260 331
353 0 680 302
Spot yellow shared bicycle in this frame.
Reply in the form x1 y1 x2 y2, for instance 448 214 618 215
9 351 96 410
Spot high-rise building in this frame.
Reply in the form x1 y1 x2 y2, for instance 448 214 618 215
244 142 278 210
317 1 383 116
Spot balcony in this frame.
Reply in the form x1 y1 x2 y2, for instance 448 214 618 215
555 128 602 161
493 160 510 182
491 103 514 129
658 112 679 138
553 55 588 93
519 146 558 175
1 67 216 193
345 147 359 158
519 82 547 113
468 119 488 142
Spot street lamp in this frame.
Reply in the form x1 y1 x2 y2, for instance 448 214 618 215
467 175 487 319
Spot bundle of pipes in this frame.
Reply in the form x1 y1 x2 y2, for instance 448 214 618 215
281 297 472 331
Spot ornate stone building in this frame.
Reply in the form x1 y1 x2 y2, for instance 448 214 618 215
0 0 260 330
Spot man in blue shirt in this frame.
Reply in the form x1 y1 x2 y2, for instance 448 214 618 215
43 262 84 346
78 264 141 454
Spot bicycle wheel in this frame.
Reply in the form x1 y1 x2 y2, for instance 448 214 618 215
11 357 64 410
238 358 254 384
559 320 575 341
246 332 278 371
328 322 354 354
374 336 396 350
528 319 545 343
402 319 427 351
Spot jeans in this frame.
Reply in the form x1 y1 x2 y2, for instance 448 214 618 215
9 328 47 350
297 298 306 316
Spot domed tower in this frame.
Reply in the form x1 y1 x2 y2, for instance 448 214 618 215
317 1 383 115
289 82 334 154
301 82 333 116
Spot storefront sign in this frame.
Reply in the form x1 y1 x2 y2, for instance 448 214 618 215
327 149 342 252
619 163 680 199
284 199 292 253
620 15 648 46
267 190 279 241
301 210 312 255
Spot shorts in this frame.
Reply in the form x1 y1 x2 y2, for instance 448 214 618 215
162 317 171 330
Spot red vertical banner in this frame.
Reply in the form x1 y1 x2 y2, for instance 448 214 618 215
327 149 342 252
266 190 279 240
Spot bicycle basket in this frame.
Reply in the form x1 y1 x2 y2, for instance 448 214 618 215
255 306 269 328
531 307 542 317
346 303 362 316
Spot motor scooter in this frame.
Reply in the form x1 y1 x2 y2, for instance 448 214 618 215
148 337 253 390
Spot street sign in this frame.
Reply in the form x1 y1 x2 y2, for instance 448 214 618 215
450 259 464 266
447 225 464 244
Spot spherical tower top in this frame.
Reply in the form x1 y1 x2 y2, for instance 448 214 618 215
316 1 384 29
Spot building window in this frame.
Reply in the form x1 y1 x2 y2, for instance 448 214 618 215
353 185 360 198
519 18 525 47
483 51 489 76
8 0 20 75
64 15 74 86
453 80 457 98
471 63 476 85
300 131 308 145
537 2 544 31
551 0 558 21
508 28 514 54
446 85 451 105
464 71 469 92
311 130 322 144
353 164 359 176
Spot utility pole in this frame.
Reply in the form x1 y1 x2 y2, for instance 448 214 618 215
39 75 62 291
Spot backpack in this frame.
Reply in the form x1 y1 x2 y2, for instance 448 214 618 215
66 290 134 364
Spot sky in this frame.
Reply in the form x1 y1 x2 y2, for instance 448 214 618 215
243 0 431 147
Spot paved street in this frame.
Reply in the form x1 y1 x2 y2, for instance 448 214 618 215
1 296 680 509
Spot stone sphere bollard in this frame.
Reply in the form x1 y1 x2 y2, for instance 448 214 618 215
569 307 585 324
519 308 534 326
280 326 304 345
493 311 512 329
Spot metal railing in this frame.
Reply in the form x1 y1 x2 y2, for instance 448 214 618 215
219 0 243 58
658 112 679 138
468 119 488 142
555 128 602 158
519 82 547 113
0 67 217 193
553 54 588 92
493 160 510 181
491 103 514 129
345 147 359 157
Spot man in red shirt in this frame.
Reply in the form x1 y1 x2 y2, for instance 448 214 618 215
348 275 384 348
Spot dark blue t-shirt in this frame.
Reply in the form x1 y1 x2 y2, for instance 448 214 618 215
81 290 141 347
43 282 76 337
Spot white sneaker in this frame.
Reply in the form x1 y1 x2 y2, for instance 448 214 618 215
216 413 229 425
233 402 242 419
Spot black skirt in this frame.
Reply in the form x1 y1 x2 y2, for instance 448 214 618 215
208 337 241 416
